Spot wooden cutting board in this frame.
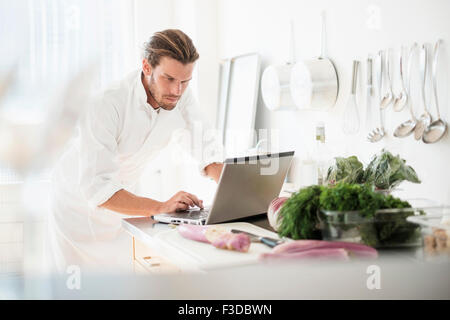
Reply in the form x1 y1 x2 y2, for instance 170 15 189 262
154 222 282 270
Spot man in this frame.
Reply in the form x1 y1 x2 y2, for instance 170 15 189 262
48 29 224 273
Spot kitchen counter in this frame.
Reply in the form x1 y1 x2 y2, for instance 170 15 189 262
122 212 427 274
122 213 281 273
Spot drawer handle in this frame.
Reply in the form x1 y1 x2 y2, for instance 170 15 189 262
143 256 161 267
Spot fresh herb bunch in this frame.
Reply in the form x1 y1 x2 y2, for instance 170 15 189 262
319 183 411 217
276 182 421 247
277 185 324 240
318 183 418 247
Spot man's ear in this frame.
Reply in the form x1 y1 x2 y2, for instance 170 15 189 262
142 59 152 76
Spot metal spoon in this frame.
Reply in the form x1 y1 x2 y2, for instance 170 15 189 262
367 121 385 142
423 39 447 144
394 43 419 138
414 44 433 140
368 51 385 142
380 49 394 109
393 47 408 112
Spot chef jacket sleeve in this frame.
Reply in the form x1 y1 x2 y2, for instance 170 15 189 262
78 95 124 208
178 88 225 176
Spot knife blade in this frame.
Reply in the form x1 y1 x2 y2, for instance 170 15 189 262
230 229 284 248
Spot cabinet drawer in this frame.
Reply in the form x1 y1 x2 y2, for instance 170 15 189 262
132 237 180 274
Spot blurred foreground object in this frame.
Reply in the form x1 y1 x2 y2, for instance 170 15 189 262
0 61 99 174
0 65 16 106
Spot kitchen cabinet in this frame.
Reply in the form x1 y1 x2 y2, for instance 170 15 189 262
132 236 180 274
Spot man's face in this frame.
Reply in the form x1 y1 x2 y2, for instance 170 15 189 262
142 56 194 110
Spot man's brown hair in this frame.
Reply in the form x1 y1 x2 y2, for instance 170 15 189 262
144 29 199 67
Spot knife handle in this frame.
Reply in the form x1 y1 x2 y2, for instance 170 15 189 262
260 237 282 248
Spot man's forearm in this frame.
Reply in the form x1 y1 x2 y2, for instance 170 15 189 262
99 189 162 217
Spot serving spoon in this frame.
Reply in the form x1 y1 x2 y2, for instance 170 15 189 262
380 49 394 109
393 43 419 138
423 39 447 143
393 47 408 112
414 44 433 140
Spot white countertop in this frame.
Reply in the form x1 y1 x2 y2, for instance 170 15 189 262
121 214 281 272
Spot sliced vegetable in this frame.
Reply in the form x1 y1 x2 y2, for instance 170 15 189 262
178 225 251 252
208 233 251 253
204 226 229 242
272 239 378 258
177 224 210 243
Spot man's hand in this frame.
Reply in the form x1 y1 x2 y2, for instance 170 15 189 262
158 191 204 213
205 163 224 183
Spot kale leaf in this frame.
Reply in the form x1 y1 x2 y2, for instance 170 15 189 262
326 156 365 185
363 149 421 190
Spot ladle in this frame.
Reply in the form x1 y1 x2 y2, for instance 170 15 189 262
380 49 394 109
414 44 433 140
423 39 447 144
393 47 409 112
393 43 419 138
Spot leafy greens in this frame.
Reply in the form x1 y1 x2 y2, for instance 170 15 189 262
276 183 422 247
326 149 420 190
363 149 420 190
326 156 364 185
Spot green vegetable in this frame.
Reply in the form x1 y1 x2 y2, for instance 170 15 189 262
277 185 324 240
319 183 385 217
276 182 422 248
319 183 421 247
326 149 421 190
326 156 365 185
363 149 421 190
319 183 411 217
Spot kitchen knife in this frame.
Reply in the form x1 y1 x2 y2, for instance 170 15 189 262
230 229 284 248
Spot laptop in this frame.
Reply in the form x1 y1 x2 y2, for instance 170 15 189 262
152 151 294 225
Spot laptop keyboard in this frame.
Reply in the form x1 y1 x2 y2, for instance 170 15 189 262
171 208 209 219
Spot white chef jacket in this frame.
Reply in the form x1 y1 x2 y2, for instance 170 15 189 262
47 70 223 274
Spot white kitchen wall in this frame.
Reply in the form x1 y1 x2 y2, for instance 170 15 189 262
134 0 219 124
133 0 220 202
214 0 450 205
